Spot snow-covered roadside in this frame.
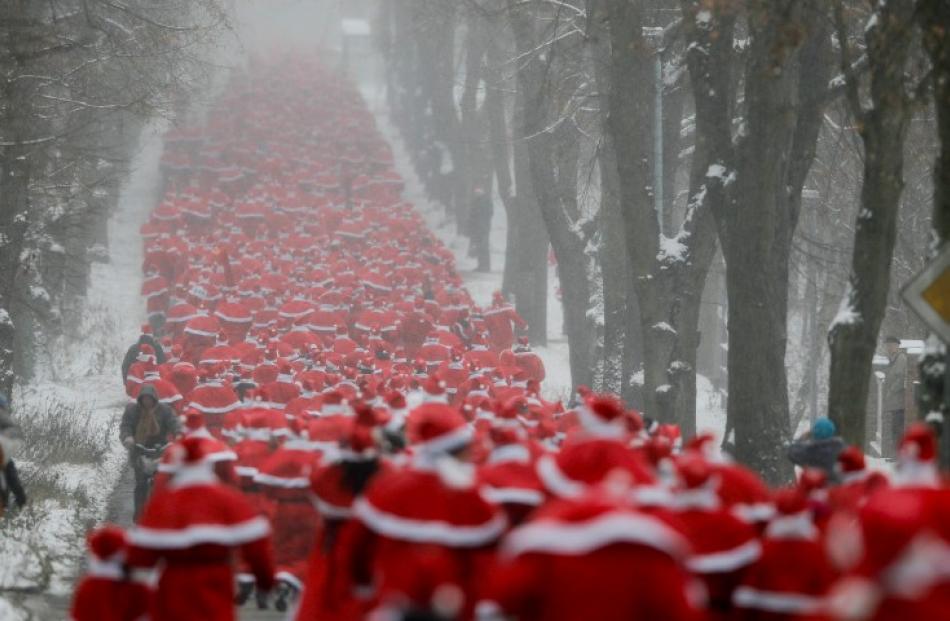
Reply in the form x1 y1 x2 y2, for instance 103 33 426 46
0 122 164 617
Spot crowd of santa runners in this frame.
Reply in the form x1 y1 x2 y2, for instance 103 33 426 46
70 58 950 621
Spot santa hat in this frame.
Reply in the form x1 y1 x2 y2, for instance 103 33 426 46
895 423 940 487
828 491 930 619
422 375 449 404
384 391 409 432
184 409 207 434
321 390 347 416
673 454 721 510
341 403 381 460
87 525 127 562
407 403 472 457
136 344 156 363
170 436 217 487
141 324 152 335
765 488 817 540
837 445 870 483
576 393 628 439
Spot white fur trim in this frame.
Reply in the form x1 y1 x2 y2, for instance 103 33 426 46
85 558 125 580
416 425 473 456
535 455 585 499
840 469 871 485
687 539 761 574
673 484 722 511
474 600 505 621
576 404 627 439
276 570 304 591
503 511 689 560
632 485 675 508
732 502 776 523
312 495 354 519
188 401 240 415
487 444 530 465
353 497 506 547
170 463 219 488
130 516 270 549
253 473 310 489
765 511 818 541
184 327 218 338
481 486 544 506
733 586 822 613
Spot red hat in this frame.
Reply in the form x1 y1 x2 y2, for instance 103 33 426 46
797 468 827 493
422 375 448 403
764 488 817 541
895 423 940 486
87 525 127 561
577 393 627 438
184 408 205 432
141 323 152 335
898 423 937 462
837 445 866 474
407 403 471 456
773 487 809 516
677 453 714 490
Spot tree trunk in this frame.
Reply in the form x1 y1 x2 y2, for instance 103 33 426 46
714 0 823 484
827 0 915 447
919 0 950 243
604 0 719 430
508 0 593 388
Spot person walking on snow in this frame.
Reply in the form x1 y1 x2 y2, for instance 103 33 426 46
786 417 846 482
467 186 493 272
881 335 907 458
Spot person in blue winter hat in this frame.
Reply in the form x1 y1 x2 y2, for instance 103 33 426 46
786 417 846 481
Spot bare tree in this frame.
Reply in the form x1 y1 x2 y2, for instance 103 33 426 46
827 0 920 447
0 0 229 395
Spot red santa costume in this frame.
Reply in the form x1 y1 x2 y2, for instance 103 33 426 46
69 525 150 621
154 409 237 493
671 454 762 619
187 375 240 435
252 420 321 606
483 292 527 353
295 407 387 621
535 393 654 498
352 403 506 619
477 488 700 621
732 488 836 621
826 425 950 621
127 437 275 621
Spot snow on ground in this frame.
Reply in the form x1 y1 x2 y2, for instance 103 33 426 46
0 122 163 616
360 84 574 404
696 373 727 439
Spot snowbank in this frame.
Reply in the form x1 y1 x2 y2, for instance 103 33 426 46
0 122 162 615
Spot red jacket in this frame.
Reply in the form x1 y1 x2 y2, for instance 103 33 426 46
481 492 700 621
352 461 506 618
128 470 276 621
70 562 150 621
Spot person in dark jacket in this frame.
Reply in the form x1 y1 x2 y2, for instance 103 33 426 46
120 384 179 518
121 326 167 382
0 394 27 515
787 417 846 482
467 186 493 272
